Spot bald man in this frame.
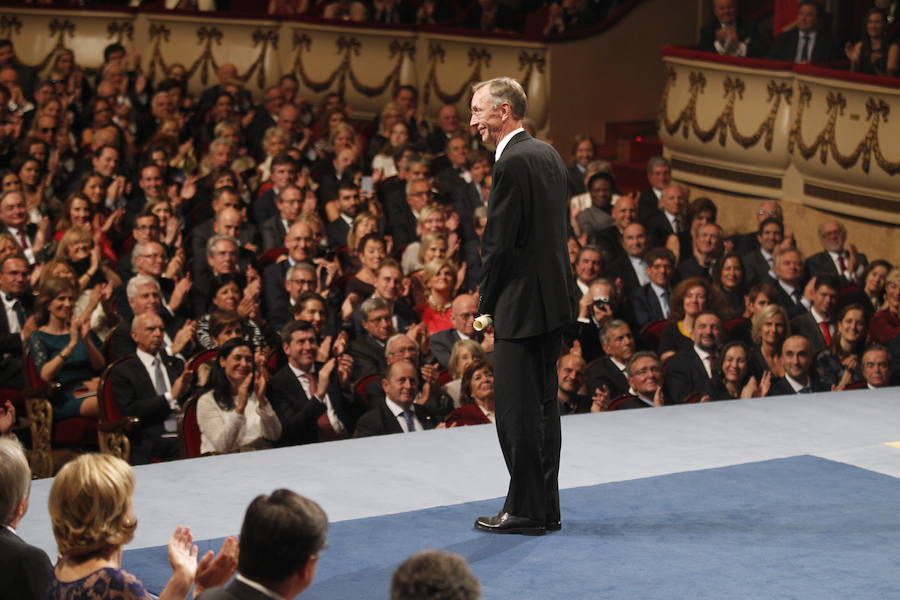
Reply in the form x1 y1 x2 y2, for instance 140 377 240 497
429 294 491 368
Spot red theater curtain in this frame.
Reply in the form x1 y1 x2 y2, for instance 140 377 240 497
774 0 799 34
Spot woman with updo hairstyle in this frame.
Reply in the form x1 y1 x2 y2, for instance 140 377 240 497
257 126 290 183
402 205 448 275
408 232 449 306
415 258 458 335
707 340 771 401
196 273 266 350
441 338 485 408
749 303 790 378
344 233 386 299
658 277 725 362
196 337 281 454
46 453 233 599
445 359 496 427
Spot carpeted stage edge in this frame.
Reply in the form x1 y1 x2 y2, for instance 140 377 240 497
124 455 900 599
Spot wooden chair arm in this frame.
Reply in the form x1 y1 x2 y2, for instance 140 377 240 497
97 416 139 433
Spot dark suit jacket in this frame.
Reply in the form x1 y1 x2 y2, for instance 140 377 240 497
632 283 667 328
198 578 275 600
384 197 418 251
586 356 629 399
646 211 680 248
354 401 436 437
0 292 31 388
478 132 577 339
637 188 662 224
697 16 767 58
262 261 291 325
769 375 827 396
259 216 288 254
0 527 52 600
326 217 351 250
742 248 772 287
349 333 388 381
566 164 587 197
189 218 258 264
590 225 626 266
677 256 713 281
663 347 713 404
610 393 652 410
806 250 867 285
770 279 809 319
109 352 184 464
430 328 462 369
461 238 483 293
768 28 842 62
267 363 359 445
790 311 830 356
608 254 643 296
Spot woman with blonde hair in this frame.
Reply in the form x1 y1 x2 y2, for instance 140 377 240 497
47 453 237 599
749 303 790 378
402 205 448 275
256 126 290 182
415 258 458 335
869 266 900 345
441 338 485 408
54 225 121 292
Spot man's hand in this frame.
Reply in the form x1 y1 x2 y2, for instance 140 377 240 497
171 370 193 401
194 536 238 598
317 358 337 397
172 320 197 356
590 384 610 413
652 386 665 407
337 354 353 385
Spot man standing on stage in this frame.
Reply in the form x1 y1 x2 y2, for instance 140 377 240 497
470 77 577 535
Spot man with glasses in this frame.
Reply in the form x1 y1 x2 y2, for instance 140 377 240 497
263 220 322 325
349 297 396 380
633 247 676 328
117 211 161 278
595 351 665 410
270 263 319 333
430 293 486 369
386 177 431 250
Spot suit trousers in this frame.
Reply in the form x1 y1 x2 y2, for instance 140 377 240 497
493 328 563 523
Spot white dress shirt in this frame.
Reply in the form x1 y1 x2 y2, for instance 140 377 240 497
287 362 346 435
384 397 422 432
137 349 179 432
629 255 650 286
1 293 22 334
795 31 817 62
694 345 715 378
495 127 525 161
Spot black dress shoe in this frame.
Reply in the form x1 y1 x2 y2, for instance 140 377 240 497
546 520 562 531
474 512 546 535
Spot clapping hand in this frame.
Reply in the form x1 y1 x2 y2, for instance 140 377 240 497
590 384 610 413
167 525 199 581
194 536 239 598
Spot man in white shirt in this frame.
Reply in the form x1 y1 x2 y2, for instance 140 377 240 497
354 360 437 436
0 254 30 389
861 346 894 389
664 311 722 404
806 220 867 285
770 335 825 395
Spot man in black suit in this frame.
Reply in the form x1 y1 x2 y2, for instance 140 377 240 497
433 135 470 199
263 220 322 324
268 320 358 445
608 222 650 296
769 334 826 394
664 311 722 404
108 312 191 464
861 346 894 389
0 191 47 266
350 259 419 337
425 104 464 155
325 182 362 250
599 351 664 410
698 0 767 58
259 185 302 254
790 274 839 356
770 248 810 319
572 245 603 299
557 353 590 414
742 217 783 286
636 156 670 224
646 183 688 249
452 152 491 243
355 360 437 436
729 201 783 256
633 247 676 328
252 153 298 227
197 489 326 600
678 222 722 281
349 297 395 380
470 77 577 535
768 0 842 63
0 255 31 389
385 178 430 251
245 85 284 161
586 319 635 399
806 220 867 286
0 437 53 600
592 195 638 266
568 278 616 363
430 293 487 369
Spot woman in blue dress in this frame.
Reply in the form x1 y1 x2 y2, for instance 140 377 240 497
28 277 105 420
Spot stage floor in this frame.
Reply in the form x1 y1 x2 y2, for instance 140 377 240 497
19 387 900 598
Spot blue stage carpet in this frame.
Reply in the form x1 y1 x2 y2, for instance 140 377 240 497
124 455 900 599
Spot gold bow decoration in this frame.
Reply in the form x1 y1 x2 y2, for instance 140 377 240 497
107 21 134 44
146 23 171 83
0 15 22 38
518 52 545 90
423 43 492 106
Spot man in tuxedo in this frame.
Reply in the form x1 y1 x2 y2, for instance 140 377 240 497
678 222 722 281
664 311 722 403
770 248 809 318
325 182 362 250
260 185 302 253
573 245 603 299
646 183 688 248
768 0 842 63
425 104 464 155
806 220 867 285
253 153 298 227
349 297 395 380
268 320 357 445
769 335 826 394
190 187 258 263
197 489 326 600
599 351 664 410
637 156 670 223
0 437 52 600
790 274 839 356
0 191 44 265
354 360 437 437
586 319 635 399
470 77 577 535
592 194 638 265
0 255 31 389
117 240 191 324
109 312 191 464
698 0 767 58
742 217 783 286
633 247 676 328
433 135 470 197
385 178 431 251
430 293 487 368
557 353 590 414
608 222 650 296
350 259 418 337
861 346 893 389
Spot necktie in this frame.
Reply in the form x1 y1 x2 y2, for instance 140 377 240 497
302 372 318 397
818 321 832 346
799 386 812 394
402 410 415 432
660 290 670 318
16 229 28 250
704 355 715 377
153 358 167 395
11 299 24 329
791 289 803 305
799 35 810 61
672 218 680 234
837 253 847 278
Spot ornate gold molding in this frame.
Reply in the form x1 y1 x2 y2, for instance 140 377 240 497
517 51 545 90
107 20 134 44
0 15 22 38
658 67 791 151
423 44 491 106
790 84 900 175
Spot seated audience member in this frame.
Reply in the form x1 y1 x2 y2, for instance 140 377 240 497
260 184 303 253
570 278 617 362
767 0 842 63
263 220 325 322
646 183 688 250
726 281 777 345
814 303 867 390
270 262 317 334
325 181 363 250
401 205 448 275
343 233 386 301
355 360 437 436
860 345 894 389
712 253 748 318
749 303 790 378
664 311 722 403
678 222 723 281
198 489 327 600
768 248 809 318
565 133 596 197
197 338 282 454
0 437 52 600
268 320 357 445
351 259 418 337
636 156 670 223
567 160 611 223
197 274 267 350
441 338 484 408
598 351 665 410
607 223 650 297
632 247 677 329
415 258 458 335
697 0 766 57
729 201 783 256
844 259 892 316
586 319 635 399
742 217 784 286
293 291 335 340
390 550 480 600
48 453 236 599
868 266 900 345
29 277 104 419
385 177 431 251
406 232 449 304
0 254 32 390
430 293 488 369
445 359 496 426
572 245 604 299
658 278 723 362
349 297 395 380
845 7 899 76
592 195 637 265
790 274 840 356
575 172 615 242
806 220 867 285
109 312 192 464
556 353 589 415
769 334 826 395
707 340 772 401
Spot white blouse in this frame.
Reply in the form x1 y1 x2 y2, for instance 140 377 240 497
197 390 282 455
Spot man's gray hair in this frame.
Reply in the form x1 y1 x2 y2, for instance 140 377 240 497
360 296 390 321
0 437 31 525
405 177 431 196
209 136 235 150
206 234 239 259
473 77 527 121
645 156 670 175
599 319 630 346
626 351 660 378
126 273 160 300
131 241 161 274
385 333 418 360
277 184 302 202
288 262 316 279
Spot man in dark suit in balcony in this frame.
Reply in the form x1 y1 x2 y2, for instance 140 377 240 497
768 0 842 63
698 0 767 58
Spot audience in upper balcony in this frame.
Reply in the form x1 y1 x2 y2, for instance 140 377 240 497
845 7 900 76
768 0 843 63
698 0 768 58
